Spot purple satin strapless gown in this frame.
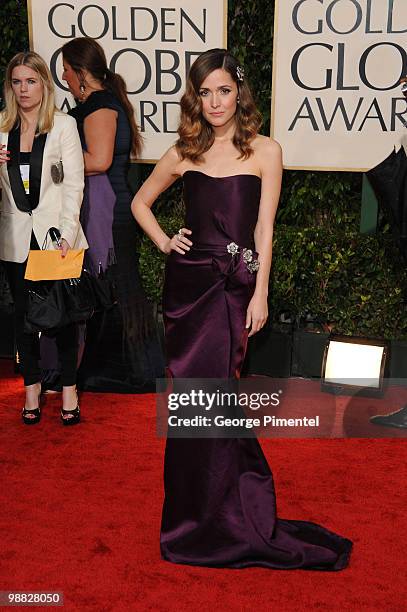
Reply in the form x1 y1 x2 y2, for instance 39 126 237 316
161 171 352 570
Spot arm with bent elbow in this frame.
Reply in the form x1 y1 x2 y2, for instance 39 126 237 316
131 147 192 255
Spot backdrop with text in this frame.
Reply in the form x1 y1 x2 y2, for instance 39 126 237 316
28 0 227 161
271 0 407 171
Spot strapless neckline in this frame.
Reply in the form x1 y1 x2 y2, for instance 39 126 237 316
183 170 261 182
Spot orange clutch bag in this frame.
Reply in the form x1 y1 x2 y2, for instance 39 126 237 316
24 249 85 281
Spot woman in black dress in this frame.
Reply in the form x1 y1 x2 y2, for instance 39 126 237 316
52 37 165 393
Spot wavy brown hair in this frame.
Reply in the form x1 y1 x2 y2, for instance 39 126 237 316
176 49 262 162
62 37 142 158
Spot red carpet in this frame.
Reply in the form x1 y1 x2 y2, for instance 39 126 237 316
1 359 406 611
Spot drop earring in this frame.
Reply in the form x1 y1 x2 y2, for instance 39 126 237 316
80 82 86 101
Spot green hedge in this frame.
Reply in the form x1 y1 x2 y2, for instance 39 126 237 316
3 1 406 339
139 223 407 340
271 227 407 339
0 0 28 98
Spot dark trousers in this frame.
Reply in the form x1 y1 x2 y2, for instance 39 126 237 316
4 254 79 387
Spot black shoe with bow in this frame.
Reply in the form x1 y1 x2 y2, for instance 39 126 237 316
22 405 41 425
60 404 80 426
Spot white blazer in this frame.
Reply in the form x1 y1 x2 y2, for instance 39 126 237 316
0 111 88 263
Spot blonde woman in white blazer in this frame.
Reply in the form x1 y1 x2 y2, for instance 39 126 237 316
0 51 87 425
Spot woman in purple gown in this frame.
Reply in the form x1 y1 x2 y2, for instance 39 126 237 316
132 49 352 570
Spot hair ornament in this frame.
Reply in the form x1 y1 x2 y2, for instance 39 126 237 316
236 66 245 82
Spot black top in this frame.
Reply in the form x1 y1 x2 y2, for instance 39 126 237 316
69 90 133 224
6 123 47 214
20 151 31 164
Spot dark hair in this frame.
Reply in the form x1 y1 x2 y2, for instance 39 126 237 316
176 48 262 162
62 37 142 157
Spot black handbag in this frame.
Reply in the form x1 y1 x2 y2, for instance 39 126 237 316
25 273 96 333
24 229 116 334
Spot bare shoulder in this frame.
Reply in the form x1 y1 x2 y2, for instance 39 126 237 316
252 135 282 157
83 108 118 129
157 145 182 176
138 145 181 194
251 136 282 177
162 145 181 164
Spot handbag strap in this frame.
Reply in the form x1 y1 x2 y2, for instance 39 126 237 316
41 227 61 250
